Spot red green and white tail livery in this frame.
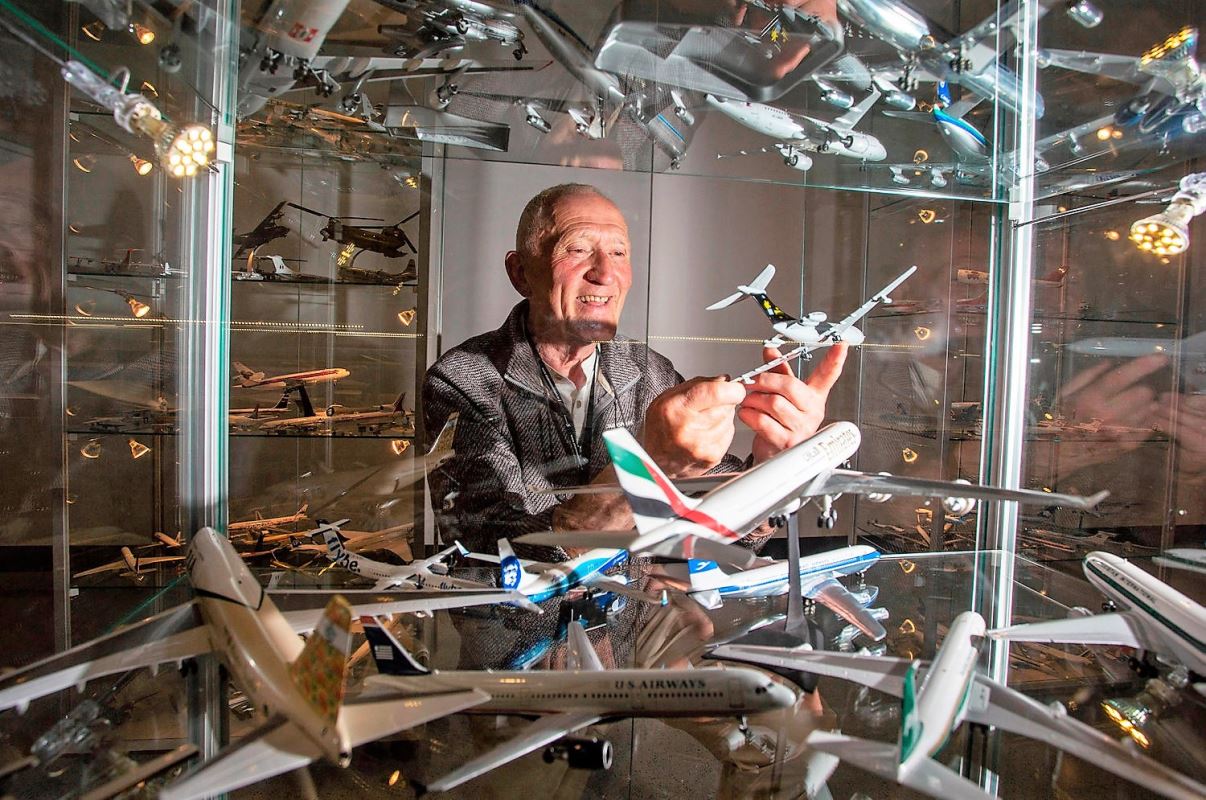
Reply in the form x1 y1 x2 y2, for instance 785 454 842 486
521 421 1106 570
710 610 1206 800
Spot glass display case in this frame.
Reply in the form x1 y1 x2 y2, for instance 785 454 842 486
0 0 1202 798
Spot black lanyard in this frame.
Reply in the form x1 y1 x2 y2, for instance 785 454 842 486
531 338 599 484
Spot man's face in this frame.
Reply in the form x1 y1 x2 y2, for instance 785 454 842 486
512 193 633 345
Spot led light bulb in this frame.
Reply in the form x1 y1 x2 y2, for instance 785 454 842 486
128 438 151 459
397 309 416 326
116 291 151 318
80 439 102 459
1129 171 1206 257
129 154 153 175
61 61 214 178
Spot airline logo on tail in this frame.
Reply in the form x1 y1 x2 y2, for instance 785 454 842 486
899 660 923 766
497 539 535 594
602 428 740 540
290 595 352 726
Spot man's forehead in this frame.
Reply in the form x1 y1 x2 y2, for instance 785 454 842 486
549 194 628 236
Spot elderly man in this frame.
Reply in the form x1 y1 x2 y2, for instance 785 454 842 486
422 183 846 554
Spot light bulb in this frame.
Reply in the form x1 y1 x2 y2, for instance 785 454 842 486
128 438 151 459
390 439 411 456
397 309 416 326
118 292 151 317
1129 171 1206 257
80 439 102 459
131 23 155 45
81 20 105 41
129 154 153 175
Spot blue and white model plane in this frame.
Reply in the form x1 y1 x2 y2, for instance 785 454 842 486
711 610 1206 800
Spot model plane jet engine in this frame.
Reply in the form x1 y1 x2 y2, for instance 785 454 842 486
941 479 976 516
543 736 613 771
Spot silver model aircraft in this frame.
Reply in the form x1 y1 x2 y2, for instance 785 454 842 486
0 528 533 798
232 361 349 389
708 88 885 171
710 610 1206 800
375 0 527 61
361 617 795 793
991 551 1206 695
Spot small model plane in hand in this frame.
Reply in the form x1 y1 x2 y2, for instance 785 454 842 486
707 264 917 382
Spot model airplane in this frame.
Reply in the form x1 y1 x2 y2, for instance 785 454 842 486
259 392 414 436
707 263 916 382
1066 330 1206 392
376 0 526 61
72 547 185 581
708 88 885 171
232 201 292 259
232 361 350 390
228 503 310 537
233 254 324 282
990 551 1206 695
338 258 417 286
657 545 887 640
311 519 499 594
882 81 989 163
0 528 532 796
835 0 1102 117
519 424 1105 576
290 203 419 262
361 617 795 793
1039 26 1205 137
709 610 1206 800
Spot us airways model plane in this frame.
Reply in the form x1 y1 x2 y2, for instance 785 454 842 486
520 424 1105 563
707 88 886 172
707 264 917 381
232 361 349 390
991 551 1206 695
0 528 533 799
709 611 1206 800
360 617 794 793
657 545 887 641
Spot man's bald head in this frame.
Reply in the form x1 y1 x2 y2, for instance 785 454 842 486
514 183 618 260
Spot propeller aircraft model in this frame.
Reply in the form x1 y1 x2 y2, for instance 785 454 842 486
361 617 796 793
0 527 535 799
990 551 1206 695
707 263 917 382
709 610 1206 800
707 88 886 171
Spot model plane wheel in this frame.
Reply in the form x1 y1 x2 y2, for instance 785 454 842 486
786 154 799 167
513 48 524 60
818 512 837 529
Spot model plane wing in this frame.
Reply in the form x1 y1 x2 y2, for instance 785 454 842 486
516 531 767 570
274 588 533 632
964 675 1206 800
565 619 605 671
828 266 918 337
807 731 993 800
424 710 604 793
159 716 318 800
989 611 1154 651
707 646 913 696
0 603 210 714
810 578 888 641
1037 49 1145 85
341 688 491 747
73 555 185 578
815 469 1108 510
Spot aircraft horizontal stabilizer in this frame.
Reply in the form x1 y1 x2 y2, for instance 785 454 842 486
989 611 1146 650
807 731 994 800
706 291 744 311
812 579 887 641
707 646 913 697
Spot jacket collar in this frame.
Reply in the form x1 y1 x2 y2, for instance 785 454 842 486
499 301 643 413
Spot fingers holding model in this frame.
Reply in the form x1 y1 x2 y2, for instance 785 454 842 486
740 343 848 464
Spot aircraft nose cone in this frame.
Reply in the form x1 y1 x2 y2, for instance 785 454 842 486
767 681 796 708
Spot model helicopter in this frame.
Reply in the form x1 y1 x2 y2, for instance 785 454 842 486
232 201 291 259
290 203 419 263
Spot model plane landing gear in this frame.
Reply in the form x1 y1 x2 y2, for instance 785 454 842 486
817 495 837 529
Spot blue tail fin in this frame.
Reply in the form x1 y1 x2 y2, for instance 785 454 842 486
361 616 430 676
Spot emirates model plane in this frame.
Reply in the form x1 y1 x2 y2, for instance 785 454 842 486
991 551 1206 695
707 263 917 381
706 88 886 171
519 423 1105 564
232 361 350 389
709 611 1206 800
360 617 795 793
0 528 531 799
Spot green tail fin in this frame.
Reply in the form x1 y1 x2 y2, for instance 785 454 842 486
899 660 923 765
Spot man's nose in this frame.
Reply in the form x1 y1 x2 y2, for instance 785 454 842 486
586 252 621 284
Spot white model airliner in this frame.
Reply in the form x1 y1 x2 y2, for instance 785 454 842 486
360 617 795 793
0 528 530 799
991 551 1206 695
706 88 886 171
520 423 1105 565
710 611 1206 800
707 264 917 382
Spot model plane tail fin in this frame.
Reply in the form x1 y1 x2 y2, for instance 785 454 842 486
361 615 431 676
426 413 458 459
601 428 698 535
498 538 540 594
289 594 352 727
391 392 407 412
899 660 923 766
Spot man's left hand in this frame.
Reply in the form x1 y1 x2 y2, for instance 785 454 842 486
738 343 847 463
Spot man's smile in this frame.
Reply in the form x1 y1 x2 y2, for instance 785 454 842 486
578 295 612 306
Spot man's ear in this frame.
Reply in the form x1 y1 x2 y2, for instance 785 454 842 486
505 250 530 297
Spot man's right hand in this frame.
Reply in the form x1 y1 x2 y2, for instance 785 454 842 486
642 376 745 477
